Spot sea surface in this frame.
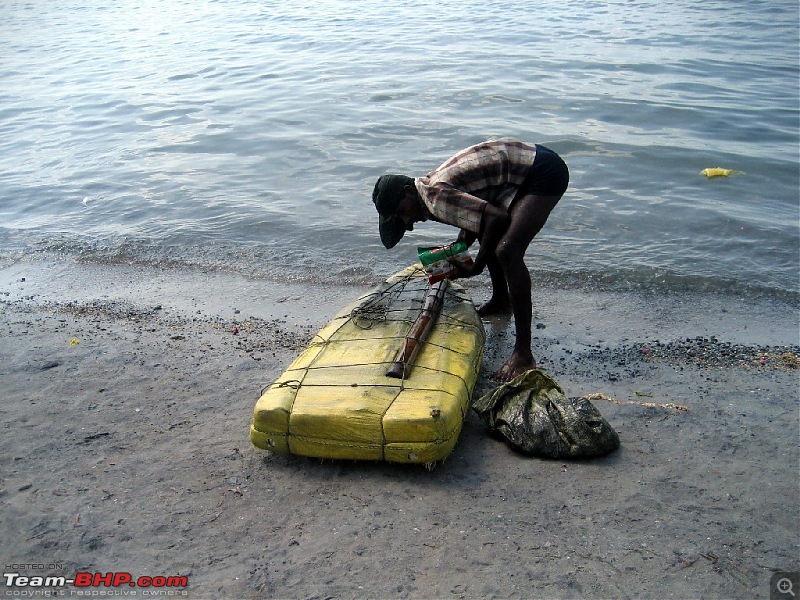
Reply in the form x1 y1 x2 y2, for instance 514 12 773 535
1 0 798 301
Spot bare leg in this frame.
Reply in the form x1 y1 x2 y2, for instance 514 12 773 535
492 193 561 381
477 253 511 315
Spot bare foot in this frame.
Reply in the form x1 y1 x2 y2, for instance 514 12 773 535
477 296 512 316
491 351 536 382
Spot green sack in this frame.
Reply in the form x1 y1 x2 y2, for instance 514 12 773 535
472 369 620 458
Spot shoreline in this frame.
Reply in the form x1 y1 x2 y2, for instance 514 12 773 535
1 257 798 599
2 254 797 344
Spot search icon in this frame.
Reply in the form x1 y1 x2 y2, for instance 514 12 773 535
778 577 796 597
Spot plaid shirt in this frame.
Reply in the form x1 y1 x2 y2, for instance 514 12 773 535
414 138 537 234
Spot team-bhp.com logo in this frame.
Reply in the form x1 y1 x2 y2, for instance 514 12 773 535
4 571 188 596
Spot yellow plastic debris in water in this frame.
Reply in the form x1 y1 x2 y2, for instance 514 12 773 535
70 338 80 346
700 167 745 178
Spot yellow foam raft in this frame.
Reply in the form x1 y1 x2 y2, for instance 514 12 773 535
250 265 485 464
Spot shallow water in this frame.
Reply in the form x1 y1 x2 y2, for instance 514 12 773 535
1 0 798 299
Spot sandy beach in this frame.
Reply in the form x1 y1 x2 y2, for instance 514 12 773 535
1 255 798 599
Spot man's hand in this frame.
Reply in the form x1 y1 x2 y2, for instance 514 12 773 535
447 256 482 279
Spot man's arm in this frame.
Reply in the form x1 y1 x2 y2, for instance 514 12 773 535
452 204 510 278
457 228 477 248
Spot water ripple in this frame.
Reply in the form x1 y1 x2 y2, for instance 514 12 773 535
0 0 797 295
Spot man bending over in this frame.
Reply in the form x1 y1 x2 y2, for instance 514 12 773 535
371 138 568 381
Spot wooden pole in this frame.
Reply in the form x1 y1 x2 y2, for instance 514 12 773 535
386 279 449 379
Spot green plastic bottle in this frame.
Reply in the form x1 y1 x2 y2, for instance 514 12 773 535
417 242 473 283
417 241 469 266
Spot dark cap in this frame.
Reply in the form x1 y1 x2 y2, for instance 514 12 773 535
372 174 413 249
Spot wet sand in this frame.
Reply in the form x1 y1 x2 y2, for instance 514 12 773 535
1 256 798 599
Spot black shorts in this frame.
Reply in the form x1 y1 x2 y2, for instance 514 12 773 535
517 145 569 197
